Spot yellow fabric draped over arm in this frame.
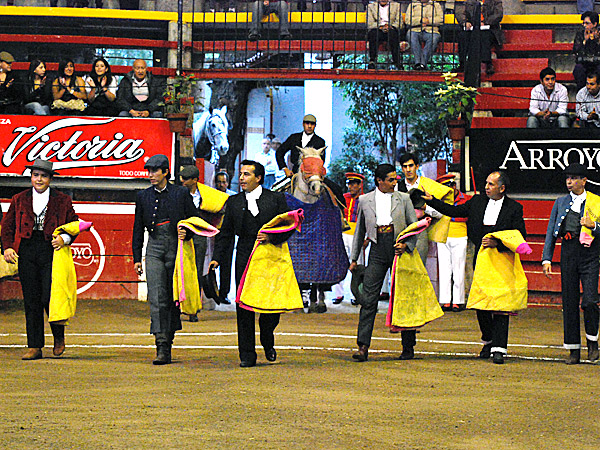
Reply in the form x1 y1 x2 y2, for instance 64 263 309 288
419 177 454 243
0 224 19 279
468 229 531 312
173 216 219 315
386 218 444 329
49 220 93 324
581 192 600 246
237 210 305 314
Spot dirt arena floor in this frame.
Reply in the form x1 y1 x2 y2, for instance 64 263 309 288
1 299 599 450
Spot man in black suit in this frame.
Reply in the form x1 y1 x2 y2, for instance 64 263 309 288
423 171 526 364
276 114 327 176
210 160 291 367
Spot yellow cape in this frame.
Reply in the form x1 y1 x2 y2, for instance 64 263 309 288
49 220 93 324
581 192 600 245
197 182 229 213
386 218 444 329
0 225 19 279
237 210 304 314
468 229 529 312
418 176 454 243
173 216 219 315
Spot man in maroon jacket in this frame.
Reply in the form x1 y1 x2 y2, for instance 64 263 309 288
2 159 78 360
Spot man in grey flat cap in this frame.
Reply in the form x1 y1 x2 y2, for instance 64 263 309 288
132 155 198 365
276 114 327 177
542 163 600 365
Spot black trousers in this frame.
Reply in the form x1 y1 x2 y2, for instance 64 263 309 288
477 310 509 353
18 232 64 349
560 239 600 348
357 231 416 349
367 28 401 67
235 245 280 363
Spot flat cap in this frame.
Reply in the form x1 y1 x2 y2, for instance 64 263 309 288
0 51 15 63
303 114 317 123
564 163 588 177
25 159 58 175
180 165 200 179
144 154 169 170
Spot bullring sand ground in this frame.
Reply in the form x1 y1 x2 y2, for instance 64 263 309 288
1 299 599 450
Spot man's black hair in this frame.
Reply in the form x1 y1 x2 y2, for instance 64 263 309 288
581 11 599 25
374 163 396 186
241 159 265 185
399 152 420 166
539 67 556 81
587 71 600 84
493 170 510 190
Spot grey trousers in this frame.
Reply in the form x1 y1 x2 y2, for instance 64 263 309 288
145 225 182 337
357 232 395 347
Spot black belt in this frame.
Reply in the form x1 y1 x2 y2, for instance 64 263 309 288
376 225 393 234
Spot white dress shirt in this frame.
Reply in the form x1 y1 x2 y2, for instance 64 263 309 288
301 132 313 148
191 188 201 209
529 83 568 116
245 185 263 217
375 187 393 226
378 4 390 27
33 187 72 244
483 196 505 226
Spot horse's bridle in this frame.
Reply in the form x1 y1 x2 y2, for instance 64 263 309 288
204 112 227 149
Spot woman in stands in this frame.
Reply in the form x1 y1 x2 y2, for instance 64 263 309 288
51 58 87 115
84 57 118 117
23 59 52 116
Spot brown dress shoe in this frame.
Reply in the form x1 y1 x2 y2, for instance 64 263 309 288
53 338 66 356
587 340 599 362
352 344 369 362
566 349 580 365
22 348 42 360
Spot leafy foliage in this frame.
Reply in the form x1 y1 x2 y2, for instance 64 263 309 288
335 80 451 165
434 72 478 122
328 128 381 192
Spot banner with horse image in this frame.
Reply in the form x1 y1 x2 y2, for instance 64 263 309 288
192 105 230 165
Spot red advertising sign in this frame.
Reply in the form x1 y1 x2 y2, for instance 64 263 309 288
0 115 174 178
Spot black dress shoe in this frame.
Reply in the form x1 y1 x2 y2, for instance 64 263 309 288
220 297 231 305
239 360 256 368
566 349 580 365
265 348 277 362
452 304 466 312
492 352 504 364
153 344 171 365
587 340 599 362
352 344 369 362
479 343 492 359
399 347 414 360
332 296 344 305
188 314 198 322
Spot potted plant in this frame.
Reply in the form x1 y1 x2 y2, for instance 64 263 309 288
160 72 198 133
434 72 478 141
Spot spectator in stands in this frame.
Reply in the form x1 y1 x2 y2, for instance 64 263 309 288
254 138 278 189
119 0 140 8
455 0 504 76
206 0 236 11
215 170 236 196
573 11 600 90
576 71 600 127
23 59 52 116
527 67 570 129
84 57 118 117
116 59 162 118
406 0 444 71
51 58 88 115
0 51 21 114
366 0 407 70
248 1 291 41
